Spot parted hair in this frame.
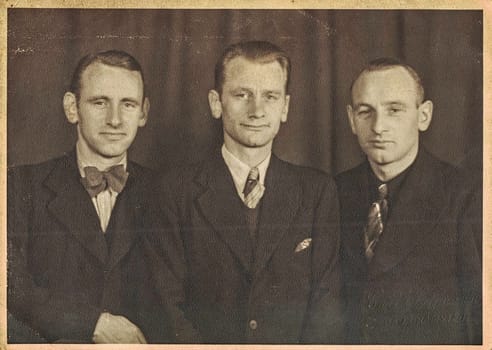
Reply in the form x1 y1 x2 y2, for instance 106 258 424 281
350 57 425 105
69 50 146 102
214 40 291 95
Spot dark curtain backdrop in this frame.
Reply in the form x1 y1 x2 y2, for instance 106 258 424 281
7 9 482 176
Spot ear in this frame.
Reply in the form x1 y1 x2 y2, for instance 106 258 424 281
63 92 79 124
138 97 150 127
347 104 357 134
280 94 290 123
208 89 222 119
417 100 433 131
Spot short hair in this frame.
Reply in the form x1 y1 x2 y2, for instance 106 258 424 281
350 57 425 106
214 40 291 96
69 50 146 102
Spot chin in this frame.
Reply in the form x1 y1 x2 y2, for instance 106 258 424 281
366 152 391 165
98 148 127 159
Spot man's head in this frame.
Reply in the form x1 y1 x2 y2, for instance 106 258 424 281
208 41 291 155
63 50 150 163
347 58 433 177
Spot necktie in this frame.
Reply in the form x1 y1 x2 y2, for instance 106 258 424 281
364 183 388 261
243 167 265 209
81 165 129 197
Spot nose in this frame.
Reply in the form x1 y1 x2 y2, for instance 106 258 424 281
248 96 265 119
106 104 122 127
371 111 387 135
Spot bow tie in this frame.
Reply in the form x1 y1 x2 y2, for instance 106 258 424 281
81 165 129 197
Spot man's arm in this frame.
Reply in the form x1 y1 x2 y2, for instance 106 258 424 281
7 166 102 342
142 172 201 343
456 176 482 344
7 166 145 343
301 176 345 343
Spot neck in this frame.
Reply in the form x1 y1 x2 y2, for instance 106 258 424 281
369 145 418 182
224 140 272 168
76 139 126 171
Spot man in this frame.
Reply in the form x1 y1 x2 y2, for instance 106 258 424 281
156 41 344 343
8 50 169 343
336 58 482 344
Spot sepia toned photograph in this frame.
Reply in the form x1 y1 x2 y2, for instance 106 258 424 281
2 3 487 349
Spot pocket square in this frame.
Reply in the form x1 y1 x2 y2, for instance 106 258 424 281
294 238 312 252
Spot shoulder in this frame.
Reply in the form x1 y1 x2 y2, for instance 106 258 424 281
8 154 71 185
160 160 209 187
128 160 159 187
334 161 366 191
416 149 459 189
271 155 337 195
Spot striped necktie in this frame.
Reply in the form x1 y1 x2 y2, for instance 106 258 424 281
243 167 265 209
364 183 388 261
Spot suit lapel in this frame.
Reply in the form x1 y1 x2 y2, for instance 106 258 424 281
253 156 300 277
45 152 108 265
105 162 142 273
196 155 253 272
368 150 449 277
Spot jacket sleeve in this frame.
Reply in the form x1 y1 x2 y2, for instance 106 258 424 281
456 177 482 344
301 176 345 343
142 172 202 343
7 166 102 343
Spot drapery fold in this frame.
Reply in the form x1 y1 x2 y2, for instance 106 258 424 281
8 9 482 176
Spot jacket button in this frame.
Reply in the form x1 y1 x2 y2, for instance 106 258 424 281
249 319 258 330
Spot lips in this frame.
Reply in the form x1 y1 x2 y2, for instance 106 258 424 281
100 132 126 140
241 124 269 130
368 140 393 148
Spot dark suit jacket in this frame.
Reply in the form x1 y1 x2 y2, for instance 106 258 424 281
155 153 344 344
8 152 170 343
335 149 482 344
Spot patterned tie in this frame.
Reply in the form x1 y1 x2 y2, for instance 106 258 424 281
243 167 265 209
81 165 129 197
364 183 388 261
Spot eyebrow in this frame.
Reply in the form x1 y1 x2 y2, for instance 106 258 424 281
353 103 373 110
230 87 283 94
121 97 141 105
87 95 109 102
86 96 141 105
382 100 407 107
353 100 408 109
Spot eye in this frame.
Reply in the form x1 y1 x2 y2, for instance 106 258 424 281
234 92 249 100
356 109 371 119
123 101 137 109
92 100 107 108
388 107 404 116
266 93 279 101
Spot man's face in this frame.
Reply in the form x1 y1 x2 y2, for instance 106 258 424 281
209 57 290 154
64 62 149 161
347 66 432 171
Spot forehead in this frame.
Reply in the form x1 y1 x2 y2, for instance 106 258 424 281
352 67 418 104
80 62 144 97
223 56 287 90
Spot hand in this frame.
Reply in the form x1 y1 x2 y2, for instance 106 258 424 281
92 312 147 344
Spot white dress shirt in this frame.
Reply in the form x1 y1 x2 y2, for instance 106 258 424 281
77 144 127 232
221 144 270 202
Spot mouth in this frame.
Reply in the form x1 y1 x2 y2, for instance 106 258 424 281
368 140 393 148
100 132 127 140
241 124 269 131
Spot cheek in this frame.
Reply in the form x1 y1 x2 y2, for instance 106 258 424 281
354 123 371 139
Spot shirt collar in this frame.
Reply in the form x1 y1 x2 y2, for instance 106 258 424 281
221 144 271 199
367 159 413 205
76 141 127 178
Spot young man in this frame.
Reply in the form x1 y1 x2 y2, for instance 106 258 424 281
336 58 481 344
157 41 344 343
8 50 169 343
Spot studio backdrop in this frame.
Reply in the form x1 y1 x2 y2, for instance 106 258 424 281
7 9 483 176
